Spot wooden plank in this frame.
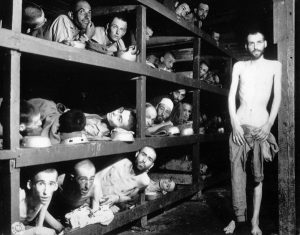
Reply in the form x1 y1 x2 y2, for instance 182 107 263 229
67 184 200 235
136 0 238 59
192 36 201 184
0 160 20 234
0 29 200 89
2 50 21 149
93 5 137 16
135 6 147 226
11 0 22 32
135 6 147 138
0 134 228 163
14 136 199 167
274 0 296 234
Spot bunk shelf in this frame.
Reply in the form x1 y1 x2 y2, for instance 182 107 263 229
0 134 227 166
0 28 201 88
67 184 200 235
136 0 238 59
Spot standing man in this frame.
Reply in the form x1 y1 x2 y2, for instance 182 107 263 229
224 30 281 235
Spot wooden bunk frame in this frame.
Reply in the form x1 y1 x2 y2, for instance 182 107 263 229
0 1 231 234
0 0 295 234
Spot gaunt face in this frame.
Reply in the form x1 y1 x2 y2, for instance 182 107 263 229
175 3 191 18
159 179 175 192
156 104 172 122
31 171 58 205
197 3 209 20
246 33 266 59
73 1 92 30
135 146 156 172
146 106 157 127
172 89 186 103
74 165 95 196
108 17 127 42
182 103 192 121
107 107 131 130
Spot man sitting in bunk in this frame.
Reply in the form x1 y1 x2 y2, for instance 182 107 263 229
22 2 50 39
87 13 128 55
59 109 88 145
49 159 97 223
46 0 95 47
157 51 176 72
93 146 157 212
18 166 63 234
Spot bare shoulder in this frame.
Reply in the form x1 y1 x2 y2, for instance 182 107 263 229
265 59 282 67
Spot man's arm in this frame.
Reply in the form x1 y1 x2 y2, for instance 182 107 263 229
228 62 245 145
45 211 64 233
256 61 282 141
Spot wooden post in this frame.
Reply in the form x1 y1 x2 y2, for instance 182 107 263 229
192 34 201 184
0 0 22 233
136 5 148 227
0 160 20 234
273 0 296 234
135 5 147 138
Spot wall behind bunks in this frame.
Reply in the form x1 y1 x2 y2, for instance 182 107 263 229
296 0 300 231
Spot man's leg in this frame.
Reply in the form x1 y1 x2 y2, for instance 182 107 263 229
251 182 262 235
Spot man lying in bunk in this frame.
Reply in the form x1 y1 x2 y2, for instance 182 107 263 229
17 166 63 234
59 109 88 145
157 51 176 72
22 2 51 39
145 103 157 128
184 1 210 28
0 100 43 148
46 0 95 47
93 146 157 213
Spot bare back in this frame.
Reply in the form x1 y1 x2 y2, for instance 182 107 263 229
234 59 281 127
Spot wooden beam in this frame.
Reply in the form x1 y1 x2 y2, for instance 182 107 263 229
274 0 296 234
67 184 200 235
0 160 20 234
0 28 201 88
93 5 137 17
2 50 21 149
135 6 147 138
14 136 199 167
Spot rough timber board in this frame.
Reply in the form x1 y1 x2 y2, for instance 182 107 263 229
274 0 296 234
0 29 201 88
67 184 200 235
13 136 199 167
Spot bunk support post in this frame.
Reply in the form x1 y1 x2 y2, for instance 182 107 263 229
0 160 20 234
136 5 148 227
192 36 201 185
135 5 147 138
273 0 296 234
0 0 22 233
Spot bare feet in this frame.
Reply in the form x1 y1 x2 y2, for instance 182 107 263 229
251 219 262 235
224 220 236 234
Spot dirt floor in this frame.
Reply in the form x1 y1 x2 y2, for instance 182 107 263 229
114 185 278 235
